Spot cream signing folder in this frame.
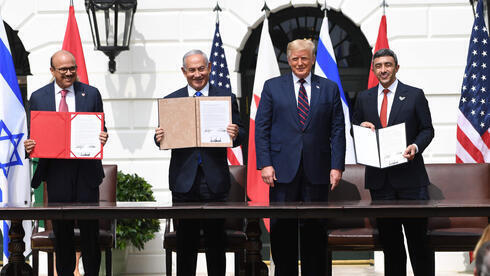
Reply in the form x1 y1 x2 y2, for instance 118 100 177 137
158 96 232 149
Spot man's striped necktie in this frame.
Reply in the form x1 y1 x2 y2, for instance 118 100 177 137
297 79 309 130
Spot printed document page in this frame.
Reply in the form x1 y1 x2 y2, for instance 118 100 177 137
378 123 407 168
352 124 380 167
199 100 230 144
70 114 102 158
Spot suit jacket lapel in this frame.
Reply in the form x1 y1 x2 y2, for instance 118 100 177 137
303 75 319 130
74 82 85 112
208 85 217 96
388 82 407 126
47 82 56 111
367 87 382 128
171 86 189 98
283 74 301 130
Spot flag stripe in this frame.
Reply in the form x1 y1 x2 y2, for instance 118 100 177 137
456 155 463 163
316 39 349 106
457 126 485 162
456 109 489 162
456 140 477 163
482 131 490 149
458 111 490 153
227 148 240 165
3 221 9 258
0 39 22 104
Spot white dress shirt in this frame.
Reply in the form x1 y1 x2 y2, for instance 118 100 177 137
187 83 210 97
54 82 75 112
377 79 398 120
292 72 312 105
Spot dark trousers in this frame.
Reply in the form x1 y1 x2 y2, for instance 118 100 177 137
370 180 434 276
46 160 101 276
52 220 100 276
269 163 329 276
172 166 228 276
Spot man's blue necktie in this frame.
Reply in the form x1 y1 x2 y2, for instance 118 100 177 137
194 91 203 164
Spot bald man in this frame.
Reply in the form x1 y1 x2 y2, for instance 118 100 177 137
25 50 108 276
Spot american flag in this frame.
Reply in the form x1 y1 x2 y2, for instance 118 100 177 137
456 0 490 163
209 21 244 165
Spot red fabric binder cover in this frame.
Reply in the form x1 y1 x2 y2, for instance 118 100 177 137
30 111 103 159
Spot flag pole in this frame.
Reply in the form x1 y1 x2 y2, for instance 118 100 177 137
381 0 388 15
70 0 73 7
469 0 476 19
261 1 270 13
213 2 221 23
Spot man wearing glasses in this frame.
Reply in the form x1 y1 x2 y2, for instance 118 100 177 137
24 50 108 276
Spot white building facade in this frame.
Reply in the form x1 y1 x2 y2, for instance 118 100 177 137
0 0 481 274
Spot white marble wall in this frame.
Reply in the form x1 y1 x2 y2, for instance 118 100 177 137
0 0 478 274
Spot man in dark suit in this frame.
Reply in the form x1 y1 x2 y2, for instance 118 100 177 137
352 48 434 276
255 39 346 275
154 49 245 276
24 50 108 276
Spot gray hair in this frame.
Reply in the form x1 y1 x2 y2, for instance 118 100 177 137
476 241 490 276
182 49 209 69
372 48 398 66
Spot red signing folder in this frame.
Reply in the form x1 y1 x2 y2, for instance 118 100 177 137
30 111 104 159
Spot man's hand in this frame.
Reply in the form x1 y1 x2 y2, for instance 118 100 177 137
330 169 342 191
155 127 164 144
403 144 417 160
24 139 36 154
261 166 277 187
100 131 109 146
360 121 375 131
227 124 239 140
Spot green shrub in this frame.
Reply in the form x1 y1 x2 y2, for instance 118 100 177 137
116 171 160 250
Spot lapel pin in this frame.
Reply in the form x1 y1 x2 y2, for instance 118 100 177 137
399 96 405 101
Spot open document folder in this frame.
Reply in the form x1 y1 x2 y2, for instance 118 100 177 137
30 111 104 159
352 123 407 168
158 96 232 149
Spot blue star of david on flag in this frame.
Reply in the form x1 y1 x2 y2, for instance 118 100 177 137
0 120 24 178
1 12 32 260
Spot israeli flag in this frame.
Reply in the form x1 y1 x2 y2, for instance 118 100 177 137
0 14 32 261
315 13 356 164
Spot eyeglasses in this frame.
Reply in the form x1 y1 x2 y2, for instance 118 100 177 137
54 66 77 74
